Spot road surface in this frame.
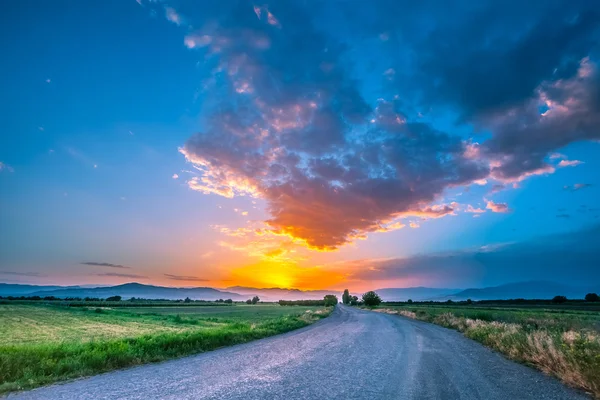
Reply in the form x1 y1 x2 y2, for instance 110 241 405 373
9 305 588 400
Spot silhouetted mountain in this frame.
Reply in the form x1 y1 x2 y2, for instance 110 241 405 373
445 281 598 301
28 282 245 301
0 283 81 296
375 287 458 301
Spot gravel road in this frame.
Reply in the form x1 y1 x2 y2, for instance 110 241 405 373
8 305 588 400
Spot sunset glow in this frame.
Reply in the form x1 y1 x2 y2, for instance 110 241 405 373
1 0 599 291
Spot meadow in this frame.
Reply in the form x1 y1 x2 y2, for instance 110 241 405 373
373 303 600 398
0 303 330 394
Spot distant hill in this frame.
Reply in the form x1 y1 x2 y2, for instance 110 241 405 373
0 283 81 296
226 286 338 301
445 281 598 301
375 287 458 302
26 283 246 301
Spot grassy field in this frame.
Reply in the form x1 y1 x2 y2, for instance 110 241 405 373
0 303 331 394
373 304 600 398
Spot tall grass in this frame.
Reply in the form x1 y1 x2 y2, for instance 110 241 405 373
0 309 330 394
375 307 600 398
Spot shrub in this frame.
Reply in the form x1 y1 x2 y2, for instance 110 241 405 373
323 295 338 307
362 291 382 307
552 295 568 304
585 293 599 302
94 308 103 314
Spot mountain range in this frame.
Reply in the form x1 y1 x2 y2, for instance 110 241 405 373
0 281 597 301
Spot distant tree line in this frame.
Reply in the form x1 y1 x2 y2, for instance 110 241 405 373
0 295 236 303
278 294 339 307
245 296 260 304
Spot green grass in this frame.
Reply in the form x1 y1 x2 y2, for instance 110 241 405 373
372 304 600 398
0 304 331 394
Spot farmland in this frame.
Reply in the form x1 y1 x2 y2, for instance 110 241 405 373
0 303 331 394
372 303 600 397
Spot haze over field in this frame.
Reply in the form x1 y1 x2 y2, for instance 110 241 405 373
1 0 600 291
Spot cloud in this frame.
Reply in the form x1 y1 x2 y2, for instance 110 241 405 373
486 200 510 213
175 1 598 251
465 205 486 214
81 262 130 269
558 159 584 167
164 274 208 282
172 173 179 179
0 162 14 172
333 224 600 287
0 271 45 277
165 7 182 25
96 272 148 279
564 183 592 191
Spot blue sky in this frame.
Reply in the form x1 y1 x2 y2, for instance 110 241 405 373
0 0 599 290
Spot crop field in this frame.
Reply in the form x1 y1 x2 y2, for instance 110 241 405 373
373 304 600 397
0 303 331 394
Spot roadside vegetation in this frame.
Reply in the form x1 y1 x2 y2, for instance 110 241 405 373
0 303 331 394
366 292 600 398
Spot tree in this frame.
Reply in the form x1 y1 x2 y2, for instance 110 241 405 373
106 296 121 302
246 299 252 304
585 293 599 302
466 299 473 305
251 296 260 304
407 299 413 304
184 297 192 303
224 299 233 304
342 289 351 305
350 295 358 306
362 291 382 307
324 294 338 306
552 295 568 304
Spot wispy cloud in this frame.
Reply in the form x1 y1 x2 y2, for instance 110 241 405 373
0 271 45 277
564 183 592 191
81 262 130 269
165 7 182 25
0 162 14 172
96 272 147 279
164 274 208 282
558 159 584 167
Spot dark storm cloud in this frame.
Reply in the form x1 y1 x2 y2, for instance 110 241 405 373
81 262 129 269
177 0 599 249
345 224 600 287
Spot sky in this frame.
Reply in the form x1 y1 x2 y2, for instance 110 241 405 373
0 0 599 291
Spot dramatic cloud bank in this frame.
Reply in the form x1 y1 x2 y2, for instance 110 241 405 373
172 0 599 251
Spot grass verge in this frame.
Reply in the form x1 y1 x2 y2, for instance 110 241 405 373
0 306 330 394
373 307 600 398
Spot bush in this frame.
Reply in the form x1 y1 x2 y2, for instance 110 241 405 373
105 296 122 302
323 295 338 307
245 299 252 304
362 291 382 307
552 295 568 304
585 293 599 302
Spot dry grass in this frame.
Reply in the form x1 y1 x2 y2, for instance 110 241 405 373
375 307 600 398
